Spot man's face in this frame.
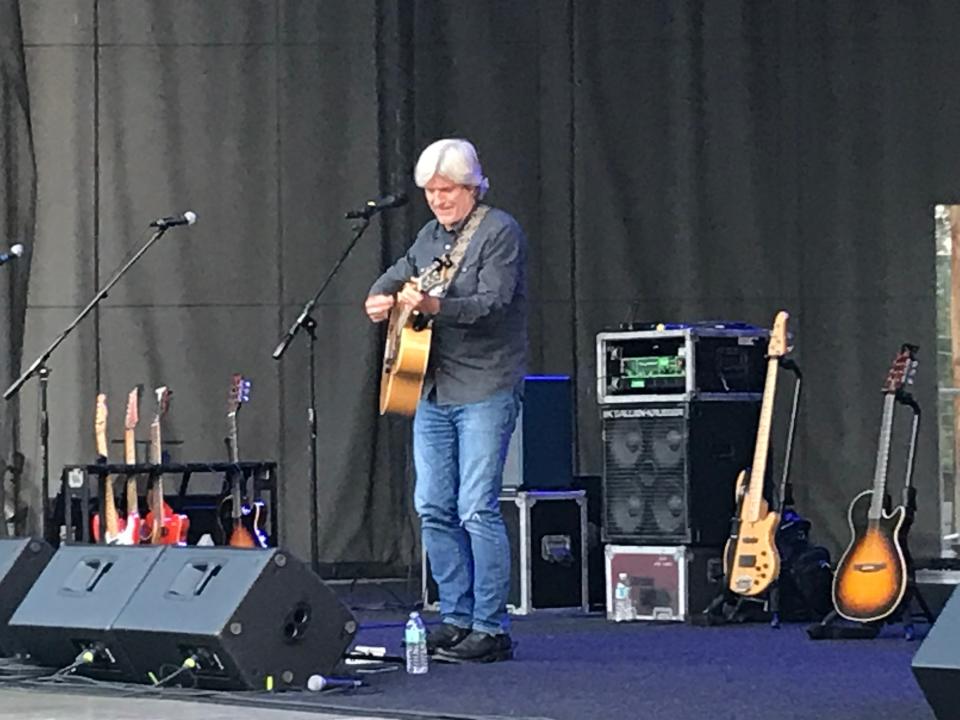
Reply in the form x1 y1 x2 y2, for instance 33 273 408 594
423 174 476 228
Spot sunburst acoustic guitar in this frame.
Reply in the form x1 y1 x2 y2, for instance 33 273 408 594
379 256 450 416
832 345 919 623
724 311 790 597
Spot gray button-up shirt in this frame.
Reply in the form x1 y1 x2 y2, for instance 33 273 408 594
369 205 527 405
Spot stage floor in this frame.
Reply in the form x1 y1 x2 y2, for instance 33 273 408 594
0 686 391 720
0 611 936 720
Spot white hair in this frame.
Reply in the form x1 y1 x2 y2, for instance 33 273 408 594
414 138 490 199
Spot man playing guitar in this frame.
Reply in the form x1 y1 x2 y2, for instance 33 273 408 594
365 138 527 663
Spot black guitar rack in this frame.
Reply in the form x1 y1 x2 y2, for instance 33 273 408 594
55 461 279 547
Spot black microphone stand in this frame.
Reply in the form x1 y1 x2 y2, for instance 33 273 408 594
3 225 173 541
273 214 374 574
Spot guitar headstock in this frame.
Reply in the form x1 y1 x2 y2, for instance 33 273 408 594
94 393 109 460
882 344 919 394
124 385 142 431
153 386 171 423
227 374 252 416
416 255 453 296
767 311 790 359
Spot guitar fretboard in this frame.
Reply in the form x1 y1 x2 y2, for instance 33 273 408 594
746 356 780 522
867 393 897 521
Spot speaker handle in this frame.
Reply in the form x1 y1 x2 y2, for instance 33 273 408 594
64 559 114 593
168 562 223 598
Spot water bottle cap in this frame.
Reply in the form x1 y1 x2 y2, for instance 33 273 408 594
409 611 419 618
618 572 628 580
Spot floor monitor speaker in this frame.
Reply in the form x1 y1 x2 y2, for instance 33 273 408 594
9 545 164 678
913 585 960 719
112 547 357 690
0 538 54 656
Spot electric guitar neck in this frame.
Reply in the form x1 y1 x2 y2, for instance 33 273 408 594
94 393 120 539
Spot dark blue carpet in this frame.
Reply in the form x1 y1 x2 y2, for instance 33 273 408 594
264 612 935 720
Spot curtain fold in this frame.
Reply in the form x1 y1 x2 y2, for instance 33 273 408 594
0 0 37 534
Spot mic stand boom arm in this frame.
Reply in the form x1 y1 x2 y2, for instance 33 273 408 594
272 216 372 575
3 225 172 539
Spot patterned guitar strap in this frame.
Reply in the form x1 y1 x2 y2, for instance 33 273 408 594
433 203 490 296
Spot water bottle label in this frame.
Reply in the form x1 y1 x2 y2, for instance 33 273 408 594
405 627 421 645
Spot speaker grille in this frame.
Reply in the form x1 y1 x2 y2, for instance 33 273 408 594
603 405 689 542
602 401 760 545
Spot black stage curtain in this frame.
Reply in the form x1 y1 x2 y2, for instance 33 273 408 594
10 1 957 568
0 0 36 523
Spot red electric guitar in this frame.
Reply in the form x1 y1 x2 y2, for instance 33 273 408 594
142 386 189 545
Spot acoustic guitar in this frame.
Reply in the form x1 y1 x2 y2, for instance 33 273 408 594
724 310 790 597
220 373 267 548
142 386 189 545
379 256 451 416
832 345 918 622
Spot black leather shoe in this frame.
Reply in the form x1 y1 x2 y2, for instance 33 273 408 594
434 631 513 663
426 623 471 654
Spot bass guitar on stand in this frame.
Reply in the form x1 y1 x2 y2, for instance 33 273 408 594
724 311 790 597
219 373 267 547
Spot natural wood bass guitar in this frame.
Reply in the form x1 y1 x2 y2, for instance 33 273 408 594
832 345 918 622
724 310 790 597
379 256 450 416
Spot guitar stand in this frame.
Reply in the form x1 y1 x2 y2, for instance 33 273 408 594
696 582 783 628
807 389 933 640
697 357 802 629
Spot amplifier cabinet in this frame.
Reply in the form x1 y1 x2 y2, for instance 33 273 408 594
423 490 589 615
604 544 723 621
597 325 767 404
602 401 760 545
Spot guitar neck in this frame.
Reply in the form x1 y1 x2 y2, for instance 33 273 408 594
745 356 780 520
227 413 240 464
150 421 162 465
868 394 897 520
124 428 136 464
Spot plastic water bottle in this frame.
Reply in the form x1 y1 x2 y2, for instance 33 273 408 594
404 612 429 674
613 572 634 622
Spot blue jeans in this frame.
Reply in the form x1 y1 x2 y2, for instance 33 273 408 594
414 387 521 635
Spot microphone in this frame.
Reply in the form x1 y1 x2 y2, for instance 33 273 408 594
149 211 198 229
0 243 24 267
306 674 363 691
345 193 408 220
